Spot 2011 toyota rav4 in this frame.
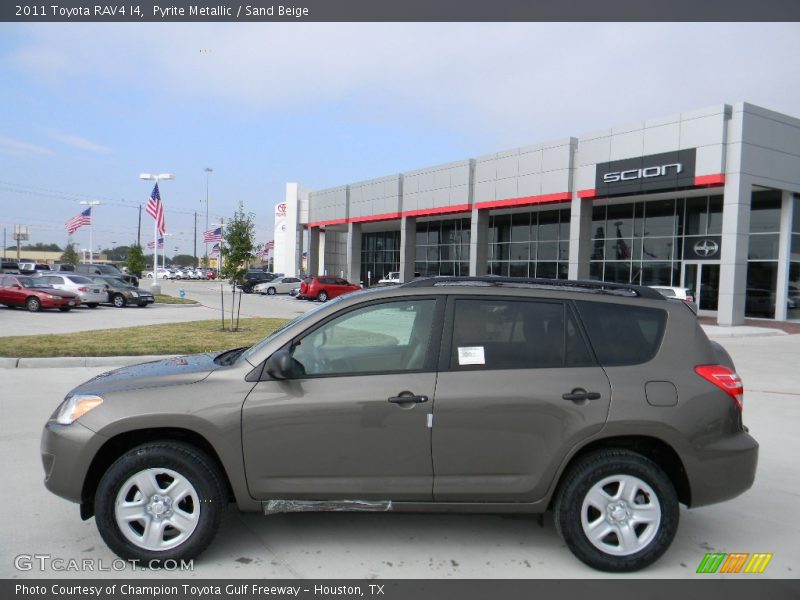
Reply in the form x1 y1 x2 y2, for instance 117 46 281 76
41 277 758 572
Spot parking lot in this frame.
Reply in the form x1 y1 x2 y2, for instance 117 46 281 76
1 331 798 579
0 280 316 338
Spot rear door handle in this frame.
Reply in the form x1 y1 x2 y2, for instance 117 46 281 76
562 390 601 402
388 394 429 404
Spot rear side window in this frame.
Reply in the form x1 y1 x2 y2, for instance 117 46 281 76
575 301 667 366
449 299 594 370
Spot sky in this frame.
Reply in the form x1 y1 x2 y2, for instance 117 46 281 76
1 22 799 257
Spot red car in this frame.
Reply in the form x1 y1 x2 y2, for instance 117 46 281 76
0 275 80 312
298 276 361 302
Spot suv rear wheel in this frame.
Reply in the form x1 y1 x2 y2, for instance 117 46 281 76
94 442 227 563
554 449 678 572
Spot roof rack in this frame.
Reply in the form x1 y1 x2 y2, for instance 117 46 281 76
400 276 665 300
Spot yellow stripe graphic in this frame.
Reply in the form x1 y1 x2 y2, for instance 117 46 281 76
744 553 773 574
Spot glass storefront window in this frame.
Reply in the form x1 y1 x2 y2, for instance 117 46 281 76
488 208 570 279
748 234 780 260
749 192 781 233
511 213 531 243
644 199 677 237
606 204 634 238
788 262 800 321
538 211 560 241
707 196 723 234
745 262 778 319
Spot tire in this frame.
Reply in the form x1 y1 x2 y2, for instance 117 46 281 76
554 449 678 572
26 297 41 312
87 303 99 309
94 442 227 564
59 306 72 312
317 291 328 302
267 287 276 296
112 294 127 308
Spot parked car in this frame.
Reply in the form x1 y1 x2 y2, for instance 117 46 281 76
206 268 217 280
87 276 155 308
145 268 172 280
0 275 80 311
378 271 401 284
0 261 20 274
38 274 107 308
298 275 361 302
41 276 757 571
649 286 698 314
240 270 277 293
253 276 303 295
76 263 138 288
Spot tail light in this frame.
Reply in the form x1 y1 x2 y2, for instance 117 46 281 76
695 365 743 411
77 286 89 292
685 295 694 302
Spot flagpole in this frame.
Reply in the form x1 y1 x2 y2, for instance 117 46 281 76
79 201 100 264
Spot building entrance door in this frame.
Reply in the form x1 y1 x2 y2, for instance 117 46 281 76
682 262 720 314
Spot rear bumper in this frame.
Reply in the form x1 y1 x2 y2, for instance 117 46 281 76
685 431 759 507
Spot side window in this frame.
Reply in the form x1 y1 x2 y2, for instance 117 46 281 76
450 299 568 370
575 301 667 366
289 299 437 377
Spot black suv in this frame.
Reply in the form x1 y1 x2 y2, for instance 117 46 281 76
240 270 277 293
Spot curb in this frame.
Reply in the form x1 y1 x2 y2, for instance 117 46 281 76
3 355 175 369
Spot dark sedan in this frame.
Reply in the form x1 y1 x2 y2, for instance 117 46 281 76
88 276 155 308
0 275 80 312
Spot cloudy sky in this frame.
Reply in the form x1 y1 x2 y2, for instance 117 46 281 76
1 22 799 255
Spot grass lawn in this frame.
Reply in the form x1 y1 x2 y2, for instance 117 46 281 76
0 318 290 357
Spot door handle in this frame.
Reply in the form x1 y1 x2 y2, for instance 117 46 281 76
388 394 429 404
562 390 601 402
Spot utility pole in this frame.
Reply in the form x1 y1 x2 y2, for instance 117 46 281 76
2 228 6 259
137 204 142 247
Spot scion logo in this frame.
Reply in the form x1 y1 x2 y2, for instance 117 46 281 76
693 239 720 258
603 163 683 183
696 552 773 574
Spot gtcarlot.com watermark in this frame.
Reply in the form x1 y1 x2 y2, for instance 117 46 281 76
14 553 193 572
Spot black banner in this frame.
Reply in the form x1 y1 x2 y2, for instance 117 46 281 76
4 580 800 600
3 0 800 22
595 149 697 198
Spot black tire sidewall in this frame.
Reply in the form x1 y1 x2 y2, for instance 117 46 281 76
94 442 226 564
555 450 679 572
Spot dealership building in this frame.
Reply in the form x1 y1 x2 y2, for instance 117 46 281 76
273 102 800 325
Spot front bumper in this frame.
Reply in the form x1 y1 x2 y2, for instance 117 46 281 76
41 420 106 504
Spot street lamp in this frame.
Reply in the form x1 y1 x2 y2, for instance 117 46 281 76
80 200 101 264
203 168 212 266
139 173 174 294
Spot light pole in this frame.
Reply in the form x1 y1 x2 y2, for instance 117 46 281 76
203 167 212 266
139 173 174 294
79 200 101 264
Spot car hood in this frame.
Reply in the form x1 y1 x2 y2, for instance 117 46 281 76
68 352 219 396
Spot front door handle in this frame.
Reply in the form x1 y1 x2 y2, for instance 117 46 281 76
562 390 601 402
388 394 429 404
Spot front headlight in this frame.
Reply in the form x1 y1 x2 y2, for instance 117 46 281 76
130 291 139 297
55 394 103 425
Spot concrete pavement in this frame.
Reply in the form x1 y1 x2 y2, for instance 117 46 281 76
1 334 798 579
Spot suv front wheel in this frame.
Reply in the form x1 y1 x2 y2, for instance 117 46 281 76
554 449 679 572
94 441 227 564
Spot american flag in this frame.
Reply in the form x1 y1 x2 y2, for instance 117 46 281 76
65 207 92 235
203 227 222 243
146 237 165 249
145 183 166 236
256 240 274 259
210 243 220 256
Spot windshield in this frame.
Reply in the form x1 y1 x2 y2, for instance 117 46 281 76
20 279 52 289
238 299 340 364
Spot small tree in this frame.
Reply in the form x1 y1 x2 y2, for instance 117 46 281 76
60 244 80 266
220 202 255 331
126 244 146 278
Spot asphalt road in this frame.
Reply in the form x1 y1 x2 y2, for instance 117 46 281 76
1 333 798 579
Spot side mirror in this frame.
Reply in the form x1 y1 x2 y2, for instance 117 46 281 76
265 348 295 380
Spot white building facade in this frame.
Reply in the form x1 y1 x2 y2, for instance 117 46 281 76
276 102 800 325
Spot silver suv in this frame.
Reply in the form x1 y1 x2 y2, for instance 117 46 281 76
41 277 758 571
